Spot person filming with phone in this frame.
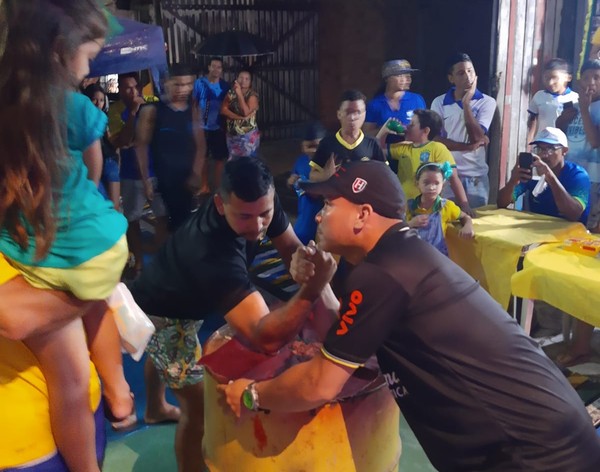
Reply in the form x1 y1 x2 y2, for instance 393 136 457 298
497 127 590 223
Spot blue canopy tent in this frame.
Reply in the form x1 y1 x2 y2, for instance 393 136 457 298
88 18 168 79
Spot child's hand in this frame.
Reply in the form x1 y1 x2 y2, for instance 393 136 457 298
408 215 429 228
287 173 300 188
458 214 475 239
458 224 475 239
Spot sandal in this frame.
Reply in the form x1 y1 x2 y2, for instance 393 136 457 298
555 352 592 369
105 393 138 431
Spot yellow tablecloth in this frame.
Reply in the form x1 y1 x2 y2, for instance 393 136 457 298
511 243 600 327
446 208 589 309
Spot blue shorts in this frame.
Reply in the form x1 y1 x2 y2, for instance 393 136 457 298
103 157 120 184
4 401 106 472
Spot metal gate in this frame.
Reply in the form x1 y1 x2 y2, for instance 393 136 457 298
160 0 319 140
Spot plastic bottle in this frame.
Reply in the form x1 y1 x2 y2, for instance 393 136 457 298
386 120 405 134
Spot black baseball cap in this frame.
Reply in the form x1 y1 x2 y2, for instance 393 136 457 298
299 160 405 219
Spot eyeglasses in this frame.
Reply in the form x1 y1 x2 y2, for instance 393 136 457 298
533 145 563 155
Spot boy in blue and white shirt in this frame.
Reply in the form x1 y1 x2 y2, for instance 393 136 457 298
431 52 496 209
557 59 600 232
527 58 578 142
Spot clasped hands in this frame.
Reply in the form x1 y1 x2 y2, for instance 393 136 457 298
290 240 337 293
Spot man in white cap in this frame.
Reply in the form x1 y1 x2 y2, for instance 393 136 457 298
222 159 600 471
497 126 590 223
364 59 426 143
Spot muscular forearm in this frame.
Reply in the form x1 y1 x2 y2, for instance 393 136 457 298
546 173 585 221
0 277 89 340
251 285 323 353
256 357 342 412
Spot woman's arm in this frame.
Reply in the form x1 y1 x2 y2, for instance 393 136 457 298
220 94 245 121
236 93 258 118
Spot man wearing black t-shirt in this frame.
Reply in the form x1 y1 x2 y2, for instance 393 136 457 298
309 89 386 182
130 157 336 470
223 160 600 471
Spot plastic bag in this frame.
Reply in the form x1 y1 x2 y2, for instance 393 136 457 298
107 282 155 361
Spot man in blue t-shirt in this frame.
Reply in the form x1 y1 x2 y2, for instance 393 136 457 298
193 57 230 191
497 127 590 224
364 59 426 143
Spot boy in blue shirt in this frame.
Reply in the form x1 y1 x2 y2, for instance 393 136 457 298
527 58 578 144
287 123 327 244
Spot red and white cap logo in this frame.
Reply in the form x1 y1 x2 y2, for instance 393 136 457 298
352 177 367 193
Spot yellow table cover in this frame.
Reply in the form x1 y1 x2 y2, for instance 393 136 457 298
446 208 589 309
511 242 600 327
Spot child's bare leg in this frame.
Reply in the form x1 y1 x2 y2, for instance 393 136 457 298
24 318 100 472
83 301 133 421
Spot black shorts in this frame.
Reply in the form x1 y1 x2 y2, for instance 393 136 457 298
205 129 229 161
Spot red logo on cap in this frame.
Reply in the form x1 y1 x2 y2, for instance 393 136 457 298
352 178 367 193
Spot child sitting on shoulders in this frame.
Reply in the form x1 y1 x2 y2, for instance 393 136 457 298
407 162 474 255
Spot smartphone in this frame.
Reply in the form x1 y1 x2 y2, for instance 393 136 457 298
563 101 574 109
518 152 534 169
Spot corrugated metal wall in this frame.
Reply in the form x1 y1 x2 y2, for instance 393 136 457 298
160 0 319 140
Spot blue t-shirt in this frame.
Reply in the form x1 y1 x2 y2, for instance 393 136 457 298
512 160 590 224
291 154 322 245
565 100 600 183
0 92 127 268
193 77 230 131
366 91 426 126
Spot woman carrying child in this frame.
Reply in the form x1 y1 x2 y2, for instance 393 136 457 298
0 1 133 471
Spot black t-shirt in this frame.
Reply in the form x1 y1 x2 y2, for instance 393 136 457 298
310 131 385 170
323 224 600 471
130 194 289 319
150 100 196 187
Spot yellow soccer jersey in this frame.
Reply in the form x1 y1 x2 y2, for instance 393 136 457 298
388 140 455 199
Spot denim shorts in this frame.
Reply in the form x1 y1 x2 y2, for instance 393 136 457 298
442 174 489 208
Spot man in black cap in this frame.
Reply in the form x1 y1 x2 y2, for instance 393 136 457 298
223 160 600 471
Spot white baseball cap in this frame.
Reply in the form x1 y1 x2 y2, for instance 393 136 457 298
529 127 568 148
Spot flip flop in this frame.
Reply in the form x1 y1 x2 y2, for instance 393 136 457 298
105 393 138 431
555 352 592 369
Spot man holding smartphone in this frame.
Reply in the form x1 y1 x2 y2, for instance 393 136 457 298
497 127 590 223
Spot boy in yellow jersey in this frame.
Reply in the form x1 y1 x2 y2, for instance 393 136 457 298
377 108 472 215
